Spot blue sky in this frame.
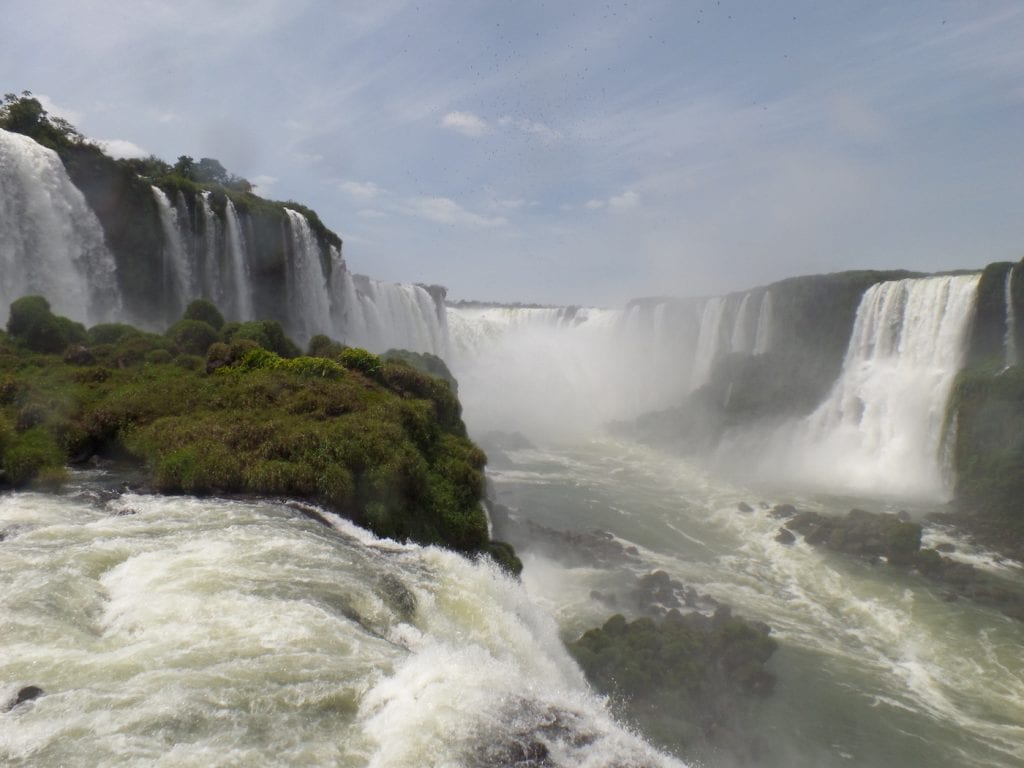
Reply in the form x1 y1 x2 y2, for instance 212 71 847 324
3 0 1024 305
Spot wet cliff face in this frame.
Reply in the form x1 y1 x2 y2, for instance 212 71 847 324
55 143 340 335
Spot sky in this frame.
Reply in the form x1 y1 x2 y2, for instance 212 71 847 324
3 0 1024 306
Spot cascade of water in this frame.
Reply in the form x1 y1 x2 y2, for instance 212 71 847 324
1005 266 1018 366
752 290 773 354
336 273 449 356
283 209 334 344
730 293 753 353
223 200 254 321
690 297 728 389
793 274 980 499
0 128 120 325
196 192 222 304
150 186 194 319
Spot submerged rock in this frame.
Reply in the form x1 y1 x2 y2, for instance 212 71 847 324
4 685 44 712
736 501 754 513
774 528 796 545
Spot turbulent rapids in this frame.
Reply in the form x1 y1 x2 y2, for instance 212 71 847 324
0 479 682 767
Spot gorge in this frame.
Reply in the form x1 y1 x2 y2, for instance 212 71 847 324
2 120 1024 767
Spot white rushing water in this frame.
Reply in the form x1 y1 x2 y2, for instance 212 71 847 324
284 209 334 345
151 186 194 320
222 200 254 322
777 274 980 499
1006 266 1018 366
0 129 119 325
335 274 449 356
0 481 684 768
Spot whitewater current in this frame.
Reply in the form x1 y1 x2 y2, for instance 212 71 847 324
0 477 682 768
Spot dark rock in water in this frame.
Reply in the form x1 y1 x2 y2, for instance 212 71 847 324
377 573 417 622
934 542 956 553
770 503 798 519
5 686 44 711
737 501 754 513
775 528 796 545
520 520 641 569
474 738 551 767
634 570 684 611
780 508 1024 621
63 344 95 365
568 604 777 762
286 501 334 529
759 501 770 510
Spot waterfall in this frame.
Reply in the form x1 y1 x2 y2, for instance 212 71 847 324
730 293 753 353
752 290 773 354
690 297 728 389
150 186 193 319
223 200 254 321
284 209 334 344
0 128 119 325
334 273 450 356
1005 266 1018 366
196 192 223 304
791 274 980 499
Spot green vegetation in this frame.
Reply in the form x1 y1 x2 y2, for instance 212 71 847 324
0 91 81 150
0 297 515 565
568 609 776 756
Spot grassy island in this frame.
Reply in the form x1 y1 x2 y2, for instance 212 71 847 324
0 296 520 572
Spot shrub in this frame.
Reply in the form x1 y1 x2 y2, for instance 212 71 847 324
87 323 138 345
233 348 283 372
6 296 82 354
3 427 64 487
174 354 203 370
307 334 345 359
339 347 382 378
182 298 225 330
145 349 173 365
167 319 220 356
225 320 300 358
279 356 346 380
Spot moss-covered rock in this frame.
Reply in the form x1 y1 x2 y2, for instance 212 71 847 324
568 606 776 759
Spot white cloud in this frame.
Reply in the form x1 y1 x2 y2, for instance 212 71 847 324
608 190 640 211
357 208 386 219
336 179 383 200
585 199 605 210
250 175 277 196
94 138 149 159
407 196 506 227
441 111 488 138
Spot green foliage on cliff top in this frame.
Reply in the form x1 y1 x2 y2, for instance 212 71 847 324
0 298 495 557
